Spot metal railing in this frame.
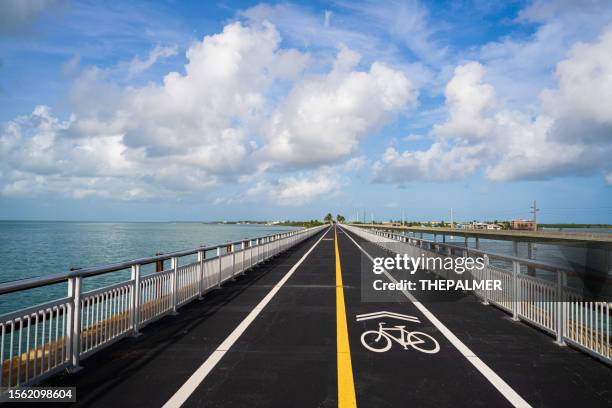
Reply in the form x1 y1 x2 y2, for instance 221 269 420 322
342 224 612 365
0 225 327 389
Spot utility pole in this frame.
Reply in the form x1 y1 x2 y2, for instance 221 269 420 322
371 212 374 224
450 208 453 229
530 200 539 231
402 209 405 226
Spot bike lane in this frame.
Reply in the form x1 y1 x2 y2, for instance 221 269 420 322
335 226 515 407
179 227 338 408
340 226 612 408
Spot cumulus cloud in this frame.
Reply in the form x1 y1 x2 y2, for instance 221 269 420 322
1 21 298 199
264 47 415 166
247 168 340 205
432 62 496 142
1 20 414 203
373 143 484 183
479 0 612 109
0 105 215 199
215 167 341 206
374 25 612 184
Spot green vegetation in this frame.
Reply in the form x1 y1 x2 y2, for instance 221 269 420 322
324 213 333 223
279 220 325 228
336 214 346 223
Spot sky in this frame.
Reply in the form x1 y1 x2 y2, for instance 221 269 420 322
0 0 611 223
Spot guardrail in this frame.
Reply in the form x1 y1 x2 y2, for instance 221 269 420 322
0 225 327 389
342 224 612 365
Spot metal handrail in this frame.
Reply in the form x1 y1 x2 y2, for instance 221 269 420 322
365 226 587 276
1 224 328 389
0 228 302 295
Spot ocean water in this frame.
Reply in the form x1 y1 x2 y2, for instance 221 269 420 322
0 221 300 315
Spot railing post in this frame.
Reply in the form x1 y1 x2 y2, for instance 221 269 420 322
171 256 178 314
131 264 142 336
462 248 470 285
511 260 519 321
68 276 82 371
249 239 257 269
217 247 222 287
242 241 247 274
481 255 490 305
231 244 236 278
555 270 567 346
255 238 260 264
197 249 205 300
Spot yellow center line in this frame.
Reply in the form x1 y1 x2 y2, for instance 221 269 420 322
335 225 357 408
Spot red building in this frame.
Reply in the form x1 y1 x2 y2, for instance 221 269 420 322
511 219 535 230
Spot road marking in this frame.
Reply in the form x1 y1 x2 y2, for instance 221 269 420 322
335 225 357 408
359 322 440 354
340 226 531 408
163 227 331 408
355 311 421 323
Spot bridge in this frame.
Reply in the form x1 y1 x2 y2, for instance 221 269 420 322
354 223 612 243
1 224 611 407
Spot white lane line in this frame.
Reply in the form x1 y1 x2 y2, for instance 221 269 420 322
162 227 331 408
340 226 531 408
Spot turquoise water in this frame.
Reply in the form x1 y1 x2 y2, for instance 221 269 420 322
0 221 299 315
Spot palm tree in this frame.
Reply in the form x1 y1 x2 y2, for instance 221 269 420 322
324 213 333 223
336 214 345 223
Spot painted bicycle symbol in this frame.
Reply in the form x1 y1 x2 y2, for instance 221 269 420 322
356 311 440 354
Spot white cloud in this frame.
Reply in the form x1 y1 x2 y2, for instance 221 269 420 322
478 0 612 109
487 25 612 181
1 20 414 203
3 20 296 199
128 44 178 75
540 26 612 143
342 156 367 172
264 47 415 166
432 62 496 142
373 143 484 183
245 168 341 206
374 25 612 185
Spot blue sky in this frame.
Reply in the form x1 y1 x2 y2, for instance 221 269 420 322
0 0 611 222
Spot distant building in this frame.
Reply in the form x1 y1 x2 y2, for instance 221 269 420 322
511 219 535 230
463 221 502 230
470 222 488 230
